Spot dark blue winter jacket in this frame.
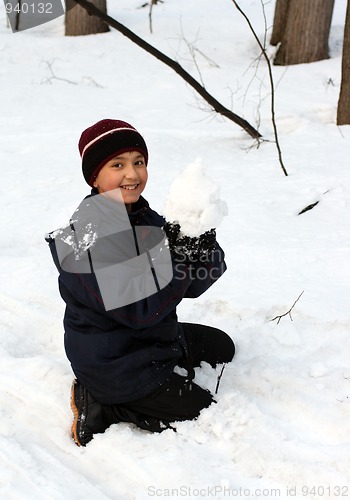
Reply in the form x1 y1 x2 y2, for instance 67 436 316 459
46 191 226 404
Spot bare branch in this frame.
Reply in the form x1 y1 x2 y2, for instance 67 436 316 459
194 48 220 69
41 60 78 85
231 0 288 175
179 24 206 88
140 0 163 33
149 0 155 34
72 0 262 139
40 60 103 87
298 201 319 215
215 364 227 394
298 189 329 215
270 291 304 324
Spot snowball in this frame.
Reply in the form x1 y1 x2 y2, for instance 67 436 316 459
163 159 228 237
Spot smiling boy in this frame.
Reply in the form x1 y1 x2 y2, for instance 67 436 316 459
92 151 148 209
46 119 235 446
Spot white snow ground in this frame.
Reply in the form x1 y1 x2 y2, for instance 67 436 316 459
0 1 350 499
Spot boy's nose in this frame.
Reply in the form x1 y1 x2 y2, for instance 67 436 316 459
124 164 138 179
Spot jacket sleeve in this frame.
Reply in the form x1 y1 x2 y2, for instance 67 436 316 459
47 233 226 330
183 242 226 298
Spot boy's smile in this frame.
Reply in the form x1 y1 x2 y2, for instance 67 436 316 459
120 184 139 190
93 151 148 211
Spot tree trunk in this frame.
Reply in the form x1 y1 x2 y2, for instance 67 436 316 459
273 0 335 66
270 0 289 46
337 0 350 125
65 0 109 36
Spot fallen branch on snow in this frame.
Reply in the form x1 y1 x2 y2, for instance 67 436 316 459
270 291 304 324
215 364 227 394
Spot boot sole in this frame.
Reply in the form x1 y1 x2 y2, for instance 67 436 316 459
70 380 82 447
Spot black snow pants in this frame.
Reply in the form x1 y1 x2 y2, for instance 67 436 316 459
91 323 235 434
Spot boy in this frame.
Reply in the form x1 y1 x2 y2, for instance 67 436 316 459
46 119 235 446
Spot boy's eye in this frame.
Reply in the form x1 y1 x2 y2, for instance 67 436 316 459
135 160 144 166
112 163 123 168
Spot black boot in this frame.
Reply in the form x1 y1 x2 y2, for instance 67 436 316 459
70 379 110 447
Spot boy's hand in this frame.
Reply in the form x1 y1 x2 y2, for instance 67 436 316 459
198 229 217 256
163 221 181 249
163 222 216 260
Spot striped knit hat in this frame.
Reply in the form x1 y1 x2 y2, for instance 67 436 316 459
79 119 148 186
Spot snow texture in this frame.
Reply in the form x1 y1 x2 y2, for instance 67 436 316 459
163 159 228 237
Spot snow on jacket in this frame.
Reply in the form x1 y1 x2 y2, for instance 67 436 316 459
46 190 227 404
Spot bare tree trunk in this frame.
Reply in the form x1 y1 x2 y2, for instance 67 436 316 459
273 0 335 66
337 0 350 125
270 0 289 46
65 0 109 36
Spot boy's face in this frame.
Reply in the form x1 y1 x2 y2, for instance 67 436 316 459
93 150 148 209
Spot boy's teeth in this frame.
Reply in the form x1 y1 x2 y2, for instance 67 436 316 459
122 185 137 190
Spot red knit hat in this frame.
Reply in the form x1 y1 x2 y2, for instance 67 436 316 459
79 119 149 186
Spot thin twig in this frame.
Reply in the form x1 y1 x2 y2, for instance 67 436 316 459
298 189 330 215
180 24 206 88
41 60 78 85
194 48 220 68
149 0 154 34
231 0 288 176
215 364 227 394
270 291 304 324
298 201 319 215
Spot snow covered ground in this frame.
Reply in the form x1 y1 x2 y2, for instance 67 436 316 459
1 0 350 498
